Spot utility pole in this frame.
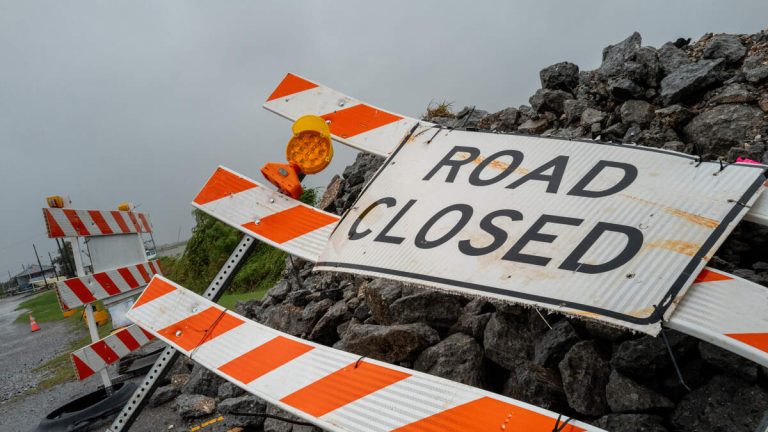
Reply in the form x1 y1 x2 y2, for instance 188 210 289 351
33 244 49 290
48 251 59 279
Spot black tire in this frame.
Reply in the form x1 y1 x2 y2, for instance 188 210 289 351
34 382 136 432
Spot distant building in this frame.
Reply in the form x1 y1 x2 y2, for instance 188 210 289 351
14 264 57 292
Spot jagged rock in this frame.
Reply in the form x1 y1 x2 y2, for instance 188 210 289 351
606 370 674 413
709 83 756 104
611 331 696 381
558 340 611 416
530 88 572 114
150 384 179 407
518 118 549 134
658 42 691 75
594 414 669 432
502 362 567 412
318 175 342 211
655 104 693 128
340 323 439 363
218 382 245 400
580 107 607 126
363 279 402 325
265 280 292 303
176 394 216 419
478 107 518 132
452 106 489 128
414 333 484 387
563 99 589 124
683 104 764 154
540 61 580 92
660 58 724 105
218 395 267 428
599 32 643 78
698 341 759 381
182 364 224 397
671 375 768 432
609 77 644 100
620 100 655 125
170 373 190 390
483 312 532 370
308 300 351 344
533 320 580 368
760 95 768 112
742 54 768 84
389 290 463 331
449 298 492 341
703 34 746 63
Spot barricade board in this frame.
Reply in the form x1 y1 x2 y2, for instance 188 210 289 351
316 129 766 334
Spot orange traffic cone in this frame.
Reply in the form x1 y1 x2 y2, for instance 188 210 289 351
29 314 40 332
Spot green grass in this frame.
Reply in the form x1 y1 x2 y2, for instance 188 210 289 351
14 289 67 323
218 288 269 310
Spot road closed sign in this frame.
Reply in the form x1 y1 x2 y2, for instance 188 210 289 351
317 129 766 334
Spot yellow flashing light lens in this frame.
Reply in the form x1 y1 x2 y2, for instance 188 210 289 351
286 115 333 174
117 202 132 211
46 195 64 208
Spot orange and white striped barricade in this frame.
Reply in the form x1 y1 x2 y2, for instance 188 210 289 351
128 276 604 432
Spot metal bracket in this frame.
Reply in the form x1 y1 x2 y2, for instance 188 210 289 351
107 235 256 431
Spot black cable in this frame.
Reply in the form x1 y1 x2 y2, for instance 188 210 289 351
660 328 692 392
230 411 314 426
552 413 573 432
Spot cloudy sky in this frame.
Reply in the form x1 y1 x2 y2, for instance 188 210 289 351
1 1 767 279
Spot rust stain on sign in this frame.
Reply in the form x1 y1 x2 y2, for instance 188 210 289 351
645 240 701 257
472 156 530 175
620 194 720 229
627 306 655 318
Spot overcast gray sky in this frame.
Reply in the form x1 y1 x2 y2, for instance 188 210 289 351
1 1 767 279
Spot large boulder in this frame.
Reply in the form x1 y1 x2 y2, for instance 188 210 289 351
533 319 580 368
658 42 690 75
414 333 484 387
742 53 768 84
702 34 746 63
182 364 224 397
339 323 439 363
598 32 643 78
389 290 463 331
529 88 572 114
683 104 764 154
540 61 580 92
558 340 611 416
502 362 567 412
477 107 519 132
620 99 655 125
449 298 492 341
698 341 759 381
483 312 532 370
363 279 403 325
660 58 724 105
308 300 351 345
611 332 697 381
605 370 674 413
149 384 178 407
671 375 768 432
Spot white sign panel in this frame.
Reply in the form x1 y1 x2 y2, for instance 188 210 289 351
317 129 766 334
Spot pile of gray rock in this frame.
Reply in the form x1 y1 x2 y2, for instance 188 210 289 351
156 30 768 432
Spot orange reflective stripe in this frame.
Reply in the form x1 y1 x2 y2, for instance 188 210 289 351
72 354 95 380
158 307 243 351
43 209 65 237
241 205 338 244
132 277 176 309
280 361 409 417
694 268 733 284
111 211 131 233
267 73 318 102
394 397 585 432
194 167 258 205
135 264 151 284
88 210 114 234
726 333 768 353
218 336 314 384
321 104 402 138
63 209 89 235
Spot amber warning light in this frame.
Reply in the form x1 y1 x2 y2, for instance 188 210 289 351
262 115 334 199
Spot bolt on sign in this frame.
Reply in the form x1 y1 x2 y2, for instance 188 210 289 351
317 129 766 334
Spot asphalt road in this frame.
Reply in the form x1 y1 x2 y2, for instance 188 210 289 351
0 294 187 431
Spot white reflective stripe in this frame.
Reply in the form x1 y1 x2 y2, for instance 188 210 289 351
108 268 134 291
126 265 147 285
103 333 132 359
280 224 336 262
126 324 151 345
128 288 191 341
50 209 75 236
320 375 478 431
191 320 275 369
744 188 768 226
247 348 351 400
81 275 111 298
103 211 124 233
73 348 107 373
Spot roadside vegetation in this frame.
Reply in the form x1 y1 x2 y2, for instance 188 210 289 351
160 188 318 302
14 289 67 323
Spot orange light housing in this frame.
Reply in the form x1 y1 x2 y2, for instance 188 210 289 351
286 115 333 174
261 162 303 199
46 195 65 208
